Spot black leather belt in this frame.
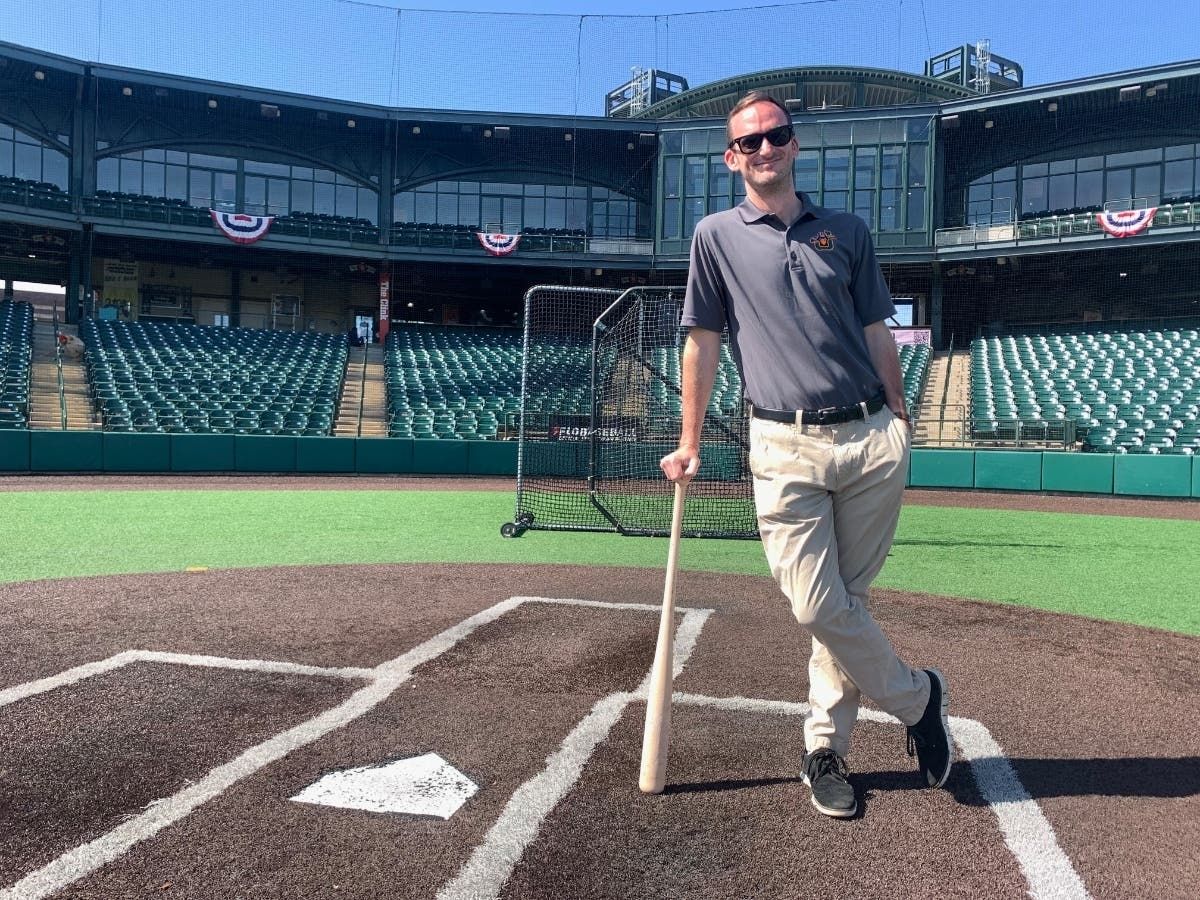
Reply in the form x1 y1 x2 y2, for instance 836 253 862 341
751 393 887 426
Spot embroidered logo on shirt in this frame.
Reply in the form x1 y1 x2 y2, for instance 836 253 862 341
809 230 837 251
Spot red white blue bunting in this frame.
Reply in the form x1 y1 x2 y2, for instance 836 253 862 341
475 232 522 256
210 210 276 245
1096 207 1157 238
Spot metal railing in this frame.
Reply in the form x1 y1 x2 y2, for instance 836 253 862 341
51 307 67 430
911 406 1079 449
934 200 1200 250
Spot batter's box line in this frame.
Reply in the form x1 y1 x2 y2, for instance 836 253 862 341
0 596 709 900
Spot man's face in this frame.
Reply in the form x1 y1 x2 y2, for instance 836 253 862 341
724 102 797 194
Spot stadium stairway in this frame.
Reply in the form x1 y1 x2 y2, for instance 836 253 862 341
913 349 969 445
334 343 389 437
27 321 99 431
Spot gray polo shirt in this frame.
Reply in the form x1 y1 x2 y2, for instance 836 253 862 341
681 192 895 411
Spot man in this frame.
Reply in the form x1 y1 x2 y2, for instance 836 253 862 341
660 91 952 819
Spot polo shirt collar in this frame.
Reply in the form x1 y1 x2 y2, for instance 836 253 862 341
736 191 824 226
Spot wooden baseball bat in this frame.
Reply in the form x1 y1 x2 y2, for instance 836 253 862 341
639 479 687 794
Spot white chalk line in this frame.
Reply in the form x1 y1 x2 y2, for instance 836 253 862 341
670 693 1091 900
0 595 687 900
436 607 714 900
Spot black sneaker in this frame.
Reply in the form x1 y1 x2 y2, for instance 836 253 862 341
906 667 952 788
801 748 857 818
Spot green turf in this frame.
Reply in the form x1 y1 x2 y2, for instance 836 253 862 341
1 489 1197 635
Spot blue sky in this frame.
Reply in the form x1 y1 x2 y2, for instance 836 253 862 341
4 0 1197 115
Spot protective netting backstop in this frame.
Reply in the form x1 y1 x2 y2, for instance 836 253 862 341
508 285 756 539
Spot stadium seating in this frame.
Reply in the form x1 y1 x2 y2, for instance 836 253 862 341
79 319 347 435
0 300 34 429
970 327 1200 453
0 176 70 212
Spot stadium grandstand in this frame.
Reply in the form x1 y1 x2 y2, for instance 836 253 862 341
1 28 1199 470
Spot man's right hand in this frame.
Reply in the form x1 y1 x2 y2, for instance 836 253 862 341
660 447 701 483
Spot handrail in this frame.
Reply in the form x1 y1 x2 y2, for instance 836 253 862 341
356 343 369 437
52 306 67 430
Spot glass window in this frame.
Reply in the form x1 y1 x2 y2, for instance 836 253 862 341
214 172 237 211
708 153 730 199
415 192 437 222
682 130 710 153
1048 159 1074 175
662 198 680 239
907 144 927 188
823 148 849 190
480 195 502 227
142 161 164 197
314 180 336 214
822 122 852 145
994 167 1017 181
906 118 931 141
1023 162 1048 177
992 181 1016 219
291 166 313 180
459 193 479 226
853 190 874 229
418 182 438 193
663 158 681 198
794 149 819 192
523 184 545 197
165 165 187 200
546 197 565 228
661 132 683 154
1163 160 1193 199
393 191 414 222
264 176 286 214
683 197 705 237
0 124 13 139
292 179 312 213
1077 155 1103 171
1105 168 1132 203
823 191 848 212
566 197 586 230
97 157 119 191
42 151 68 190
336 183 357 217
189 169 211 206
968 182 992 203
733 172 745 201
854 121 880 143
878 120 905 142
244 175 265 214
459 181 479 194
1107 148 1161 168
1165 144 1194 161
547 185 566 198
1076 170 1103 208
14 142 41 180
120 149 142 161
881 147 902 188
119 157 141 193
1133 164 1160 202
437 192 457 224
906 188 925 230
245 160 289 176
166 150 187 164
1022 175 1047 214
854 147 875 189
879 189 901 230
314 169 336 183
1048 173 1074 210
684 157 705 196
189 153 235 170
523 197 544 229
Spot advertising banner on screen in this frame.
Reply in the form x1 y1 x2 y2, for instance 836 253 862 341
891 328 932 346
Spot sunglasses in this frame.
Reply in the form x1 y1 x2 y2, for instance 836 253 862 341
727 124 794 154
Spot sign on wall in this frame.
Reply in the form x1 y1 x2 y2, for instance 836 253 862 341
102 260 139 310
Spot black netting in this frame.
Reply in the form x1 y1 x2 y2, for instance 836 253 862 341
510 286 756 539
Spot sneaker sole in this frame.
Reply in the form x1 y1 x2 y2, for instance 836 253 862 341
925 667 952 788
801 772 857 818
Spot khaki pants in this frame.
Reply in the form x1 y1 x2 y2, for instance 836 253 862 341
749 405 930 759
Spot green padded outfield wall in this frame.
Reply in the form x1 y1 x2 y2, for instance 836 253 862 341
973 451 1043 491
4 432 1197 495
0 429 30 471
1113 454 1193 498
1042 452 1115 494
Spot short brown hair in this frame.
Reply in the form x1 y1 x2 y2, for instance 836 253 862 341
726 91 792 142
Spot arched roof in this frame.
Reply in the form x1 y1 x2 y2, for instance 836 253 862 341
639 66 976 118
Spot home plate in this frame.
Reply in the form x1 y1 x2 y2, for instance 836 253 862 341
291 752 478 819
